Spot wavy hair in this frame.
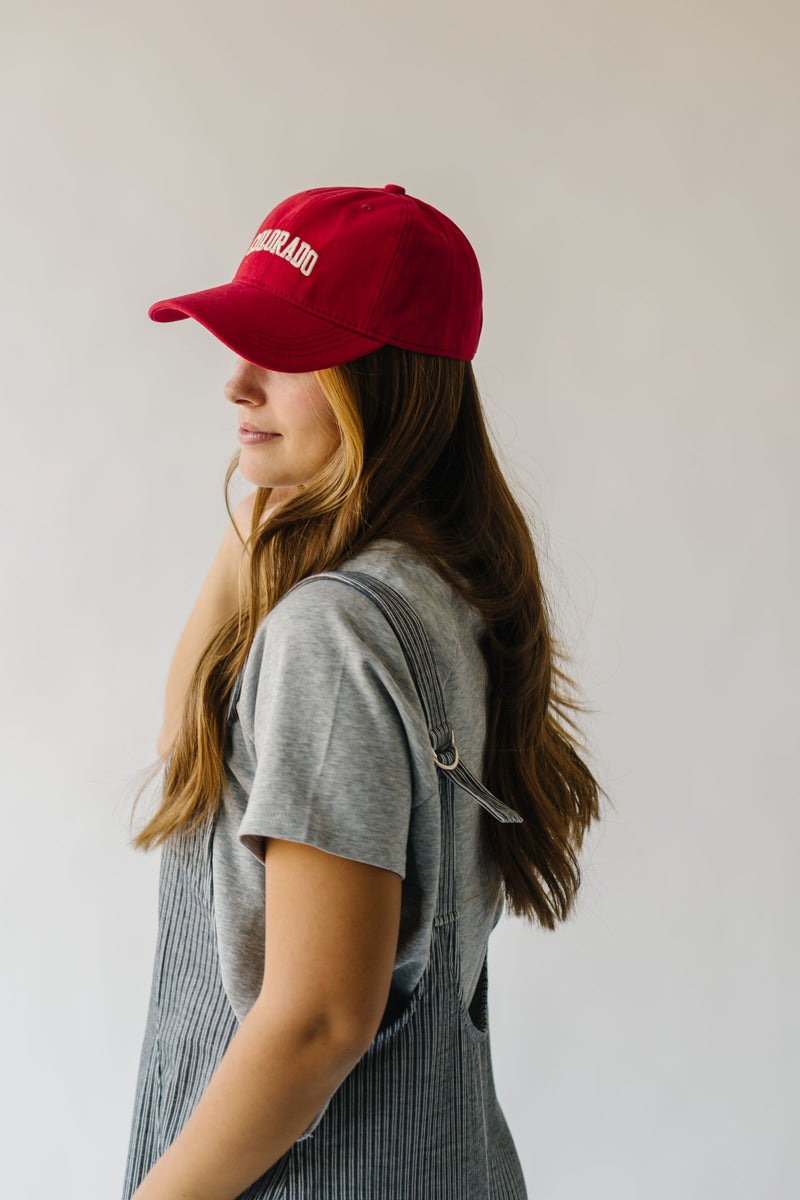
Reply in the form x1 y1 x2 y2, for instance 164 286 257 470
131 345 605 927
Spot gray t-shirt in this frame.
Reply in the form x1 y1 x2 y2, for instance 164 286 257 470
212 538 504 1023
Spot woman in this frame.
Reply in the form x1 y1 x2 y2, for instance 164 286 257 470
123 184 603 1199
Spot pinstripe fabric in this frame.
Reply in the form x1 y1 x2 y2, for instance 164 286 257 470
122 570 527 1199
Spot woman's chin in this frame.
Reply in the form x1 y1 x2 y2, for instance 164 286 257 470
238 457 283 488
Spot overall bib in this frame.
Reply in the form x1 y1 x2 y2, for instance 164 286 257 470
122 570 528 1199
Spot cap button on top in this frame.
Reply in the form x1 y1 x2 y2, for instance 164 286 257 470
383 184 406 194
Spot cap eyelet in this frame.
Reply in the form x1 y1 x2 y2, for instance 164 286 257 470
361 203 372 211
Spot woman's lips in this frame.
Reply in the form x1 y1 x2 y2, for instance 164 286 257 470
237 428 281 444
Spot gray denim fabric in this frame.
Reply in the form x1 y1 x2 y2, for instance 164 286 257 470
122 550 527 1198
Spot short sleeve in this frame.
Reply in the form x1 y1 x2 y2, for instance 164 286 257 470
236 578 421 878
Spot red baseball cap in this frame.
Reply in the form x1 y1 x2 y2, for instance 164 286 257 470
148 184 482 372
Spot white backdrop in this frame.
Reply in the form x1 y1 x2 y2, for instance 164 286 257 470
1 2 797 1197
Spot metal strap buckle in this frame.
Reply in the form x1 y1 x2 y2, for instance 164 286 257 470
432 732 460 771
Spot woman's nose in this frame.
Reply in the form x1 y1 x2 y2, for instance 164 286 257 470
224 359 267 406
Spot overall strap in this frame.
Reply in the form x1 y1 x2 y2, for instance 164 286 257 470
290 569 523 828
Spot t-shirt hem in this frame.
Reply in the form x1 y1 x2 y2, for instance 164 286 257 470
238 824 408 880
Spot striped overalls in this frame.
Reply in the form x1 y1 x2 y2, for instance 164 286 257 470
122 570 528 1198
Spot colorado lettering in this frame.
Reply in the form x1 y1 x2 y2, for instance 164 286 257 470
245 228 318 275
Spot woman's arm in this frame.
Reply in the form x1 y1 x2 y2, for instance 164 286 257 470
131 839 402 1200
157 487 295 757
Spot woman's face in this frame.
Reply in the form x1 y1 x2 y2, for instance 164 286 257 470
224 356 340 488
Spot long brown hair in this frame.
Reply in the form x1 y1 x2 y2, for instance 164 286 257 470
131 345 605 927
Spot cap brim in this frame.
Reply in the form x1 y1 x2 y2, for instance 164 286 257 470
148 280 386 372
